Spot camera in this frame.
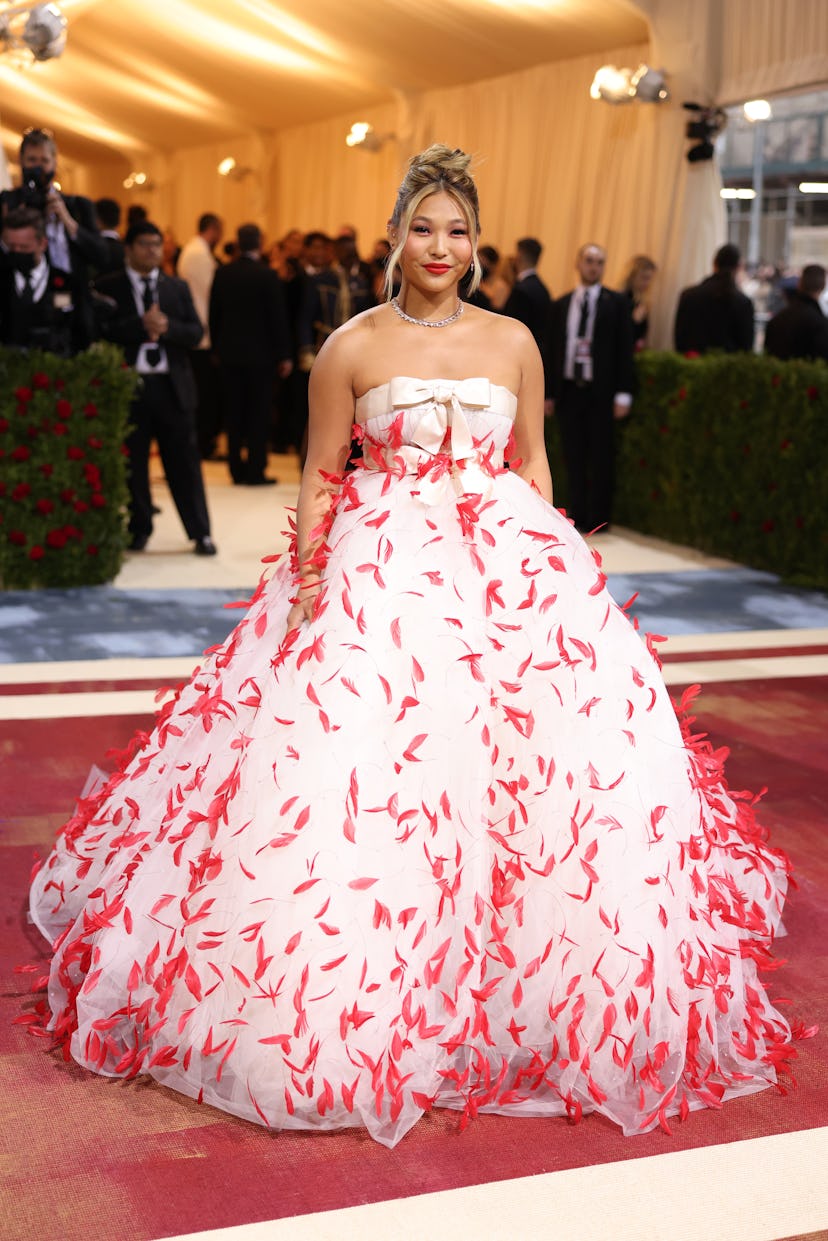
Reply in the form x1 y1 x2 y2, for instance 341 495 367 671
21 166 52 210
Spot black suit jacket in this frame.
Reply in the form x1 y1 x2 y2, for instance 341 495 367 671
550 286 635 404
0 261 90 355
93 268 202 409
209 256 291 367
503 272 553 396
674 273 754 354
764 292 828 362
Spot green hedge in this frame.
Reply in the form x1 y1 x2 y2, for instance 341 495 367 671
0 344 137 589
545 352 828 589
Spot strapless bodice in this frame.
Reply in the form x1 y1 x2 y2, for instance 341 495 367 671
354 377 517 503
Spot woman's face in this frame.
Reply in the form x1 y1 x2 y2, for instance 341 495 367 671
399 190 473 292
634 266 655 296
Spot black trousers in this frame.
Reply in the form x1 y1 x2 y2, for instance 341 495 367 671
126 374 211 542
190 348 222 458
557 381 616 532
220 363 275 483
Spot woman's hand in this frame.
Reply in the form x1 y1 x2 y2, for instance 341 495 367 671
285 580 319 634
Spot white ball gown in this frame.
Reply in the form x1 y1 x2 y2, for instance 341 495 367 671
29 376 795 1148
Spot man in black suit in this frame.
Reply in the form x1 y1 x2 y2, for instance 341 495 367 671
95 221 216 556
503 237 553 405
209 223 293 485
1 128 107 345
764 264 828 362
0 206 90 356
94 197 125 275
550 243 635 533
674 244 755 354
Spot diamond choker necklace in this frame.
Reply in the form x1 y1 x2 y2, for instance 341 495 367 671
391 297 464 328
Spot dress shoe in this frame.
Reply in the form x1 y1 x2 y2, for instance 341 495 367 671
128 535 149 552
193 536 218 556
246 476 278 487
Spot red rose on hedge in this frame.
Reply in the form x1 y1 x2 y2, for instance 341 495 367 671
55 378 66 391
83 403 99 418
29 545 45 560
46 529 68 549
8 530 27 546
36 499 55 515
807 385 819 400
74 500 89 513
87 436 103 450
52 423 68 436
32 372 50 389
67 445 85 460
0 417 9 432
86 544 99 556
55 399 73 420
90 494 107 509
14 386 33 403
12 483 31 501
11 445 31 461
60 488 75 502
40 463 53 476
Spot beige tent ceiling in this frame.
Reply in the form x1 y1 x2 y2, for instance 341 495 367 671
0 0 649 165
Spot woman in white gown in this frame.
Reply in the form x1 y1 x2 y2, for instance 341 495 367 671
29 146 795 1149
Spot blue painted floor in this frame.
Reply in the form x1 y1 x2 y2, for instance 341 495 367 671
2 569 828 664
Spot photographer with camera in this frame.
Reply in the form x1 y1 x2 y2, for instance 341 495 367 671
0 127 106 344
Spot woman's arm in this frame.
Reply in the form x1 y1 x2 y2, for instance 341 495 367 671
510 325 554 504
285 331 356 631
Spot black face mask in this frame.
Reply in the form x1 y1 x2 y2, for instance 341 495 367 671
10 251 38 275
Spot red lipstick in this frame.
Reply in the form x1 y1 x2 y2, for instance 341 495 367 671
424 264 451 273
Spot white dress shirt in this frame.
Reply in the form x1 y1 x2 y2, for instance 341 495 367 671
14 256 49 303
564 283 631 407
126 265 170 374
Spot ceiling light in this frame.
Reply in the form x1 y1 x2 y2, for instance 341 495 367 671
345 122 395 152
721 188 756 199
217 156 236 176
630 64 670 103
590 65 633 104
799 182 828 193
743 99 772 122
0 2 66 63
123 171 152 190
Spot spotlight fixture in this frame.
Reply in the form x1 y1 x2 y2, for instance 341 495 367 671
720 188 756 199
0 2 66 63
345 123 395 152
630 65 670 103
682 101 727 163
217 156 253 180
590 63 669 105
590 65 633 104
743 99 771 123
123 171 152 190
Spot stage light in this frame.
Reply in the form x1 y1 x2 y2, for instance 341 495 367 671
743 99 771 122
630 65 670 103
589 65 633 104
799 182 828 193
1 1 66 62
721 188 756 199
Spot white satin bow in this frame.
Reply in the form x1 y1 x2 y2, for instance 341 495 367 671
388 376 491 461
366 377 501 505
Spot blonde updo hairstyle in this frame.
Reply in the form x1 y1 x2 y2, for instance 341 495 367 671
385 145 481 300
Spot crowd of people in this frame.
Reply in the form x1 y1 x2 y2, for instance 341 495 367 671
2 126 827 552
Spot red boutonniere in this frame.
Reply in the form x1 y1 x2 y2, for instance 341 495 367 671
53 275 65 289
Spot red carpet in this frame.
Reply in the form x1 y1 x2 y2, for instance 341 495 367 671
2 678 826 1241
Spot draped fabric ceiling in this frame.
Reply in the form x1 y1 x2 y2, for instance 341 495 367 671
2 0 828 346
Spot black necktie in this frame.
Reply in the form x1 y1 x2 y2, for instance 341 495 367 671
20 273 35 308
141 277 161 367
577 289 590 338
574 290 590 381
